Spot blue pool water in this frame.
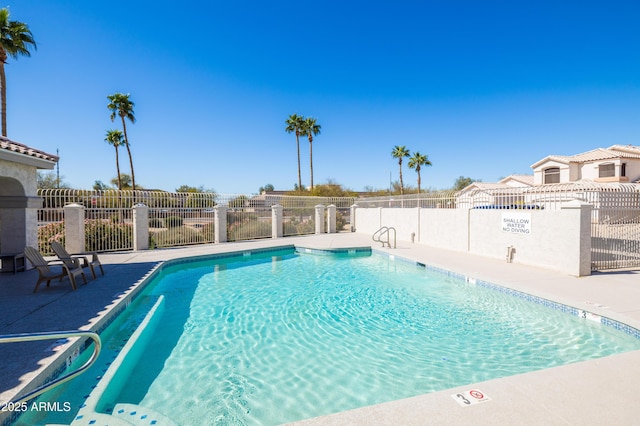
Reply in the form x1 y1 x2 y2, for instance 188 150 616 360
18 247 640 425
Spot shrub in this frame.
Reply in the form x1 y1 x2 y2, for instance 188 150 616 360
84 219 133 251
149 218 164 228
201 222 215 242
164 216 184 228
152 227 204 247
37 221 65 255
228 220 272 241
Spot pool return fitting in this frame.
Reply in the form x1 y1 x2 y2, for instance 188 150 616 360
506 245 516 263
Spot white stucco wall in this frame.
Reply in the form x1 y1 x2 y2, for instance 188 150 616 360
354 203 592 276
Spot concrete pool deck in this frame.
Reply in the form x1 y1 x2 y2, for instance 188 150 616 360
1 232 640 425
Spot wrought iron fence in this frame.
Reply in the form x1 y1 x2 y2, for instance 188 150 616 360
36 190 356 254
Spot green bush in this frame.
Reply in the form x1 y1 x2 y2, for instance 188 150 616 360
37 221 65 255
149 218 164 228
152 227 204 247
84 219 133 251
164 216 184 228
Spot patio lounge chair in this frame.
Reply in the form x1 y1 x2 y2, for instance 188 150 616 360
24 246 87 293
51 241 105 279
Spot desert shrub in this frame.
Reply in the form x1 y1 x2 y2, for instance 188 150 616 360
335 210 347 231
165 216 183 228
283 218 315 236
38 222 65 255
152 227 204 247
228 220 271 241
201 222 215 242
84 219 133 251
148 218 164 228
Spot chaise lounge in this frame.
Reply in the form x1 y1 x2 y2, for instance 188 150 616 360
51 241 105 280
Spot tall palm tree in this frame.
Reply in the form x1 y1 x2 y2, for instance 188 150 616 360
285 113 305 191
300 117 321 190
391 145 410 195
105 129 124 190
0 8 36 136
408 151 432 193
107 93 136 190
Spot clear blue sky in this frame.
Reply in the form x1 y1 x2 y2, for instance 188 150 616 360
8 0 640 194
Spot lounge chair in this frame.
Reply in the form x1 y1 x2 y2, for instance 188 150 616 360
51 241 105 280
24 246 87 293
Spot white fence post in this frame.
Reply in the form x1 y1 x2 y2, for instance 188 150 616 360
315 204 325 234
64 203 85 253
133 204 149 251
350 204 358 232
215 206 228 243
272 204 283 238
327 204 336 233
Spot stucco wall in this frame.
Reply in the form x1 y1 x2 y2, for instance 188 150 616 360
354 203 592 276
0 159 36 195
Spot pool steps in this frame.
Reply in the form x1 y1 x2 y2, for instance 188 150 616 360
66 296 179 426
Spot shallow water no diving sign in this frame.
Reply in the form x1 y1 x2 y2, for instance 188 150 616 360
501 212 531 235
452 389 491 406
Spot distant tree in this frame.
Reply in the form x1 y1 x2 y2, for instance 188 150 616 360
176 185 202 193
453 176 477 191
408 152 432 193
0 8 36 136
300 117 321 190
111 173 132 189
37 171 69 189
391 146 410 195
105 129 124 190
310 179 356 197
107 93 137 190
93 180 110 191
285 114 305 191
258 183 275 193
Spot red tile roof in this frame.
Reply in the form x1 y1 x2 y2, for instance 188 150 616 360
0 136 58 163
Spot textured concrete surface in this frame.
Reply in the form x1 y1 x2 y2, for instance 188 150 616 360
1 233 640 425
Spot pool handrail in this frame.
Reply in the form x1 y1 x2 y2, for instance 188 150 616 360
372 226 396 248
0 330 101 411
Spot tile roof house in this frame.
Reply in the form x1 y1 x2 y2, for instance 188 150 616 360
531 145 640 185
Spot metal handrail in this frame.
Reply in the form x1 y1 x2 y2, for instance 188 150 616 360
0 330 101 411
372 226 396 248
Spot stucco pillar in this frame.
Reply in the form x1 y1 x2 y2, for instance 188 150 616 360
350 204 358 232
560 200 592 276
272 204 283 238
64 203 85 253
215 206 228 243
315 204 325 234
327 204 336 233
132 204 149 251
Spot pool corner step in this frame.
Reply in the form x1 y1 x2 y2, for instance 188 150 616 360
111 403 179 425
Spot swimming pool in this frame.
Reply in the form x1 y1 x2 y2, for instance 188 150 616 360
18 246 640 425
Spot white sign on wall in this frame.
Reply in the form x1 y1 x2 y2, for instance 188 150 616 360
501 212 531 234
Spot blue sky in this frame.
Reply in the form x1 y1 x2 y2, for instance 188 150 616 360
8 0 640 194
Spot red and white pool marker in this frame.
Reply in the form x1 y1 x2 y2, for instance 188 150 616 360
452 389 491 406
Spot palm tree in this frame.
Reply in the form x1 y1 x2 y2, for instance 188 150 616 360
0 8 36 136
408 151 432 193
105 130 124 190
391 145 410 195
107 93 136 190
285 114 305 191
300 117 321 190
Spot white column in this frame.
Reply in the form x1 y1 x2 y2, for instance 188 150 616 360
327 204 336 233
215 206 228 243
133 204 149 251
64 203 85 253
272 204 283 238
315 204 325 234
350 204 358 232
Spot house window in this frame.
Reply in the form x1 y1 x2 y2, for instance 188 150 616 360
544 167 560 184
599 163 615 178
621 163 626 177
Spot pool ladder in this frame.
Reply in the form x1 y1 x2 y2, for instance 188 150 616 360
0 330 101 411
373 226 396 248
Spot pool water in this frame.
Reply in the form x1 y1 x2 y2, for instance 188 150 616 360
18 248 640 425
